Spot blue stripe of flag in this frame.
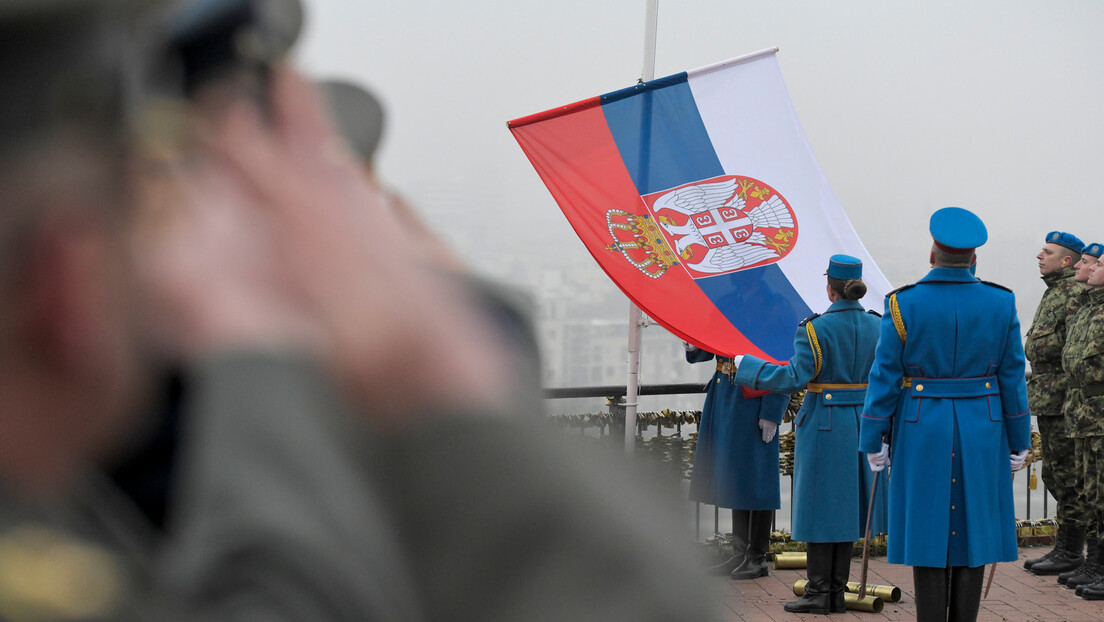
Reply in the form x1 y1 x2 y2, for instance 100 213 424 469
600 75 809 360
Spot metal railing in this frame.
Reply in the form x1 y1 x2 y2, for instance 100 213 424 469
544 382 1052 540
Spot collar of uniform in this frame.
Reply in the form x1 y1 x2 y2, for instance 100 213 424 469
825 299 865 314
920 266 976 283
1041 265 1077 288
1088 287 1104 304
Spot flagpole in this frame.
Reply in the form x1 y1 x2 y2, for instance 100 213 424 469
624 0 659 454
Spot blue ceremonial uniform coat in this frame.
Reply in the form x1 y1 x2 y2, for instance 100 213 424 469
859 267 1031 569
735 299 889 543
687 348 788 510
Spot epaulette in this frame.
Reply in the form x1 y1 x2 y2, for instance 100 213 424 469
798 313 821 327
867 309 882 317
980 279 1013 292
885 283 916 297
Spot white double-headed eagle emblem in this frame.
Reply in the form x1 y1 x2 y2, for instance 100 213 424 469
651 177 795 274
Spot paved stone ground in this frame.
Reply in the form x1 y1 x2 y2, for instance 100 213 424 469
707 547 1104 621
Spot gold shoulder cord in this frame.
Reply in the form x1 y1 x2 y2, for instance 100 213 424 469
889 293 907 343
805 322 823 379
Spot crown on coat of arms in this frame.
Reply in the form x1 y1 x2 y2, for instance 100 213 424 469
604 209 678 279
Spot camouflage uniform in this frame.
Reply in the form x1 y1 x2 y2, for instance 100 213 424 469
1062 287 1104 545
1026 266 1081 526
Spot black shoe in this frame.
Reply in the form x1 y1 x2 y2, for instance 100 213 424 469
1064 564 1102 589
784 543 832 614
1065 536 1103 585
1024 549 1056 570
1058 563 1084 585
730 510 772 580
712 510 750 576
784 592 831 615
729 559 768 580
1030 548 1084 575
1031 526 1086 575
1080 579 1104 600
707 553 744 576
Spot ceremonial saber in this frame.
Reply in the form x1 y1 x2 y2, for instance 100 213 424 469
858 471 879 599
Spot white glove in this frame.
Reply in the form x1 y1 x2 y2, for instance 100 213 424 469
733 354 745 368
1010 449 1029 472
758 418 778 443
867 442 891 472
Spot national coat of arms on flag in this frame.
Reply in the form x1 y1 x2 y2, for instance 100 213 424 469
508 48 890 362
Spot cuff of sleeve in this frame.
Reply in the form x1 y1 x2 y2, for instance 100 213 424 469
858 423 886 454
733 356 767 388
760 391 788 424
1006 411 1032 451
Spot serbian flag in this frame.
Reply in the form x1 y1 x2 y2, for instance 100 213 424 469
508 48 890 362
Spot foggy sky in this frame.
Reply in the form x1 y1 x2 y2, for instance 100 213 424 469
297 0 1104 330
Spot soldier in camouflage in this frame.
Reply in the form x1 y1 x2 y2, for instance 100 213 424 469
1053 242 1104 590
1062 246 1104 600
1025 231 1086 576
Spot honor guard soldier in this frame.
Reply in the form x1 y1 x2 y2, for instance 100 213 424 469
860 208 1031 622
1025 231 1086 576
1060 245 1104 599
685 345 789 580
731 255 888 615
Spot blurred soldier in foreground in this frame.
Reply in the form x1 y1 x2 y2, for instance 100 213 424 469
860 208 1031 622
1061 246 1104 600
1024 231 1085 576
318 78 543 413
0 1 711 620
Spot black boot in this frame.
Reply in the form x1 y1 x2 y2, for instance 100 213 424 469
913 566 949 622
784 542 832 614
730 509 772 579
1031 525 1085 575
1061 535 1101 588
1024 525 1072 570
829 542 853 613
948 565 984 622
708 510 748 575
1078 577 1104 598
1080 577 1104 600
1074 539 1104 595
1024 548 1057 570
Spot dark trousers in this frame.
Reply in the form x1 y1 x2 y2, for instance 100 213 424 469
913 565 984 622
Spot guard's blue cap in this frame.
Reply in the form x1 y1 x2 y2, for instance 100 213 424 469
930 207 987 253
1045 231 1085 254
826 254 862 280
1083 242 1104 258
